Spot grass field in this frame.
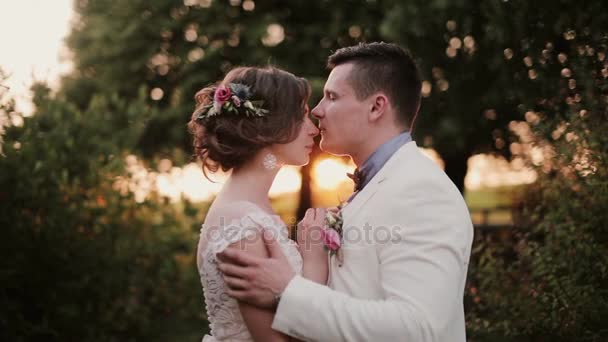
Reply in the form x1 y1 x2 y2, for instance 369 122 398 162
465 185 524 226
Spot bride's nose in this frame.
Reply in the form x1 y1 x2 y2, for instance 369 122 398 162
307 117 319 136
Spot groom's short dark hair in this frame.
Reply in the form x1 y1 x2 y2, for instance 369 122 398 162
327 42 422 129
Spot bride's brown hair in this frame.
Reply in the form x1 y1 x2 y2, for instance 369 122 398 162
187 66 311 174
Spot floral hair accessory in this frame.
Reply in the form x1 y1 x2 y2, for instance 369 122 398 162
324 204 345 266
196 83 269 120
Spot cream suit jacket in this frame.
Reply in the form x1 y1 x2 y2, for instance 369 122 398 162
272 141 474 341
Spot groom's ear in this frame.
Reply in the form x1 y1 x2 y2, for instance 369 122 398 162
368 93 389 122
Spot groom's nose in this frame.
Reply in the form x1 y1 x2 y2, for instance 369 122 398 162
311 103 323 120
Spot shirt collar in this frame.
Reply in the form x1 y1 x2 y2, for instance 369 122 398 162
351 131 412 195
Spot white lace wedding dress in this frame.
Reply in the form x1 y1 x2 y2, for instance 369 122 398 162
196 201 303 342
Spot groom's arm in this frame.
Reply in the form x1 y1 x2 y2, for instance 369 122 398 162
231 232 292 342
272 189 473 341
273 275 426 341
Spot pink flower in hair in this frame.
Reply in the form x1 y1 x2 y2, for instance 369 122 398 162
231 95 241 107
214 85 232 105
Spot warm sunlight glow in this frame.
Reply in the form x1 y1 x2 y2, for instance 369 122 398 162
121 147 540 204
269 166 302 196
119 156 302 203
311 148 445 198
313 158 355 190
157 163 226 202
465 154 537 190
0 0 74 114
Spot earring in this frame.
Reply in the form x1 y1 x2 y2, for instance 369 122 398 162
263 153 279 170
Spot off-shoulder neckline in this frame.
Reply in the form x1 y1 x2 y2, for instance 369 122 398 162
209 200 280 218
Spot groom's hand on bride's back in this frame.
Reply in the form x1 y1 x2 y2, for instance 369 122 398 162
217 230 295 309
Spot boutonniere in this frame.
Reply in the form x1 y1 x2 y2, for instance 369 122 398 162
324 204 345 266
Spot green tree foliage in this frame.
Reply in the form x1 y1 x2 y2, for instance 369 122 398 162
381 0 608 191
465 25 608 341
61 0 385 157
3 1 607 340
0 80 205 340
61 0 608 193
61 0 387 219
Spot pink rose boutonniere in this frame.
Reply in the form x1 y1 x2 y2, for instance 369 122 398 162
323 228 341 250
324 204 345 266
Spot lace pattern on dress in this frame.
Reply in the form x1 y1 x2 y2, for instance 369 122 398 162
197 209 302 341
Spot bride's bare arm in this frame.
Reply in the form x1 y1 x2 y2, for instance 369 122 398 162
302 254 329 284
228 232 291 342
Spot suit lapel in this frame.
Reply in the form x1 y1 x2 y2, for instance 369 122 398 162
341 175 385 223
341 141 417 225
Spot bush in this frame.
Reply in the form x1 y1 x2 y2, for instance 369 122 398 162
466 32 608 341
0 82 208 341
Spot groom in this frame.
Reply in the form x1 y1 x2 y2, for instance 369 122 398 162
218 42 473 341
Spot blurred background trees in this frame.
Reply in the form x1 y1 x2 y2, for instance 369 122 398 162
0 77 205 340
465 17 608 341
1 0 606 340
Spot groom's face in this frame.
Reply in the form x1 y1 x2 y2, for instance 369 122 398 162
311 63 368 156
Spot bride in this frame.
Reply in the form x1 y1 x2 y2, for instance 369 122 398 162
187 66 328 341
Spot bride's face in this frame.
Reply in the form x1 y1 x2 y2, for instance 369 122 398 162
272 109 319 166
